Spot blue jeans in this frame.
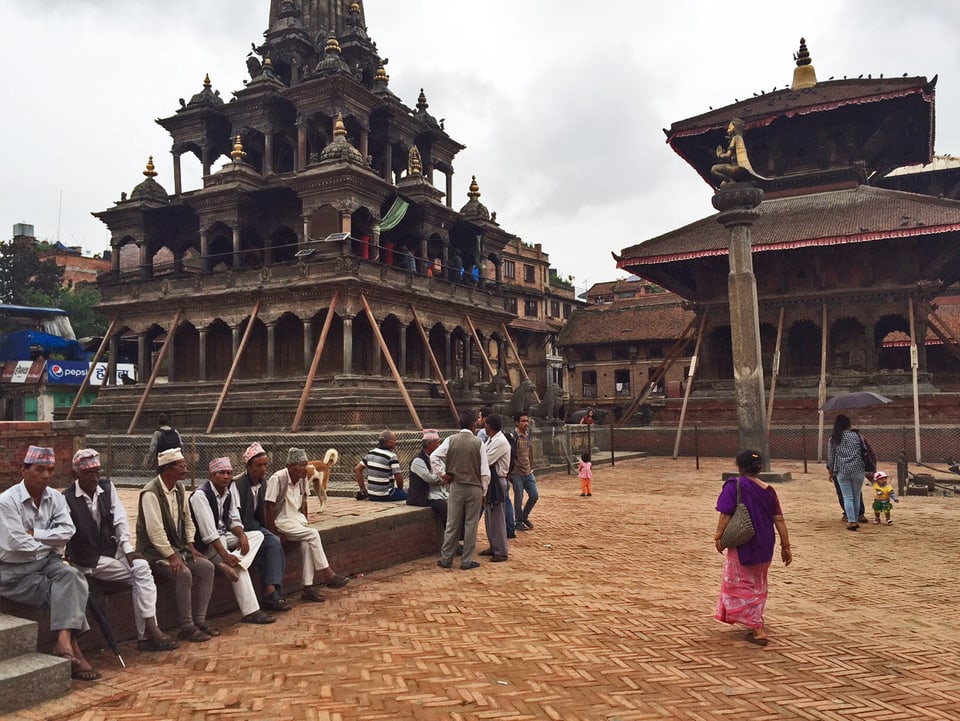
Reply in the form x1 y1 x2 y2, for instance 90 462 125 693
369 487 408 502
504 483 516 536
833 477 864 519
835 471 862 523
511 473 539 525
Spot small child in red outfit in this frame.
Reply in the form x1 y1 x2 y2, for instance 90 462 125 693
578 452 593 497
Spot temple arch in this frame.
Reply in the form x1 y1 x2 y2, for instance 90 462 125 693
171 322 199 382
275 312 304 376
206 319 232 381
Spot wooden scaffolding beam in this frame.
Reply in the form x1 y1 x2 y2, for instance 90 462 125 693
67 315 118 420
291 291 340 432
127 308 182 435
206 299 263 434
361 294 422 429
464 314 496 380
410 304 459 424
672 313 707 458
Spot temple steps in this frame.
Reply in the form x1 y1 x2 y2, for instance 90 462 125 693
0 614 71 712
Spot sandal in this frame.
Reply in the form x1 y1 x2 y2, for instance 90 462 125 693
887 519 894 525
324 574 350 589
194 622 220 637
301 586 326 602
137 636 181 652
745 631 769 646
846 524 859 531
263 596 293 613
178 626 212 643
71 666 102 681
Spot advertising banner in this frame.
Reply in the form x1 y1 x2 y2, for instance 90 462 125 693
46 361 137 386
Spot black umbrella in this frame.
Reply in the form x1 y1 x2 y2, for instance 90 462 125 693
820 391 893 413
86 594 126 668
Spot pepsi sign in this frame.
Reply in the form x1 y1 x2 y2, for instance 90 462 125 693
47 361 90 385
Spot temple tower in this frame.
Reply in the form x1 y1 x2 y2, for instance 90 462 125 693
269 0 364 41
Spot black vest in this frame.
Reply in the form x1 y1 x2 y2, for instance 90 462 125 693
64 479 118 569
406 451 431 507
191 482 232 553
232 471 266 531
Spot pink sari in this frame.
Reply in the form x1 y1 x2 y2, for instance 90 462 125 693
715 547 769 630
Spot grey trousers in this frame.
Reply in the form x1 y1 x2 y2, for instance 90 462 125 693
0 554 90 632
483 478 509 558
440 482 482 566
152 556 215 629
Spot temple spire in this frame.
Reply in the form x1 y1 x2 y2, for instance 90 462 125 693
269 0 365 42
791 37 817 90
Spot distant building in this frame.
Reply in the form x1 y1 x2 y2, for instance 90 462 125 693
11 223 110 290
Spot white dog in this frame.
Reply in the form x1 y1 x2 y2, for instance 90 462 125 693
306 448 339 513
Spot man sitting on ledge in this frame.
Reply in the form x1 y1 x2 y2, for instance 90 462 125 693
0 445 100 681
354 430 407 502
265 448 349 603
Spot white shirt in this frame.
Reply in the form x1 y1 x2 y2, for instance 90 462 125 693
0 481 75 563
485 431 511 480
410 455 448 501
265 468 307 523
190 482 242 546
140 477 196 559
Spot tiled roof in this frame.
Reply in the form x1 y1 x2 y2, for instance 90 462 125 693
619 185 960 267
558 298 694 346
668 77 932 136
509 317 561 334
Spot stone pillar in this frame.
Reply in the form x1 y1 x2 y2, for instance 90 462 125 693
198 328 207 382
419 237 428 273
383 143 393 183
111 239 121 276
371 324 382 375
231 226 241 269
200 229 210 273
370 227 381 262
232 324 241 359
107 334 119 387
297 120 307 171
303 322 314 371
359 128 369 162
399 328 408 376
167 331 175 382
864 321 877 373
712 183 769 465
201 142 211 177
172 151 182 196
302 215 310 249
342 317 353 373
266 321 276 378
139 242 151 280
444 332 452 380
916 312 929 372
263 132 273 175
137 333 148 379
445 170 453 209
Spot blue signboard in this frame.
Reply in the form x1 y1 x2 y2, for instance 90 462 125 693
46 360 91 385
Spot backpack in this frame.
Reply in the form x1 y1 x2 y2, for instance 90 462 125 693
156 427 181 454
507 430 519 475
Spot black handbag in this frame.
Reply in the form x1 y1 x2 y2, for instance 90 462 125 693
719 477 756 549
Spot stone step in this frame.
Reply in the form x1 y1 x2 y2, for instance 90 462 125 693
0 613 38 662
0 652 71 713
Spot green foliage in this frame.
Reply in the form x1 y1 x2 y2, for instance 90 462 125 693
0 241 64 305
0 241 104 337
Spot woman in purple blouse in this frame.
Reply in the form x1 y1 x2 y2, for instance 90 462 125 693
713 450 793 646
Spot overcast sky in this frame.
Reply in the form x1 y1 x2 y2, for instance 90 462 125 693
3 0 960 296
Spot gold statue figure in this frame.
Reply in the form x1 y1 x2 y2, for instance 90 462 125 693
711 118 770 185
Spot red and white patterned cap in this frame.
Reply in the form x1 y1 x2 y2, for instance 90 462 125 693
422 429 440 442
72 448 101 472
243 442 266 464
24 445 56 466
208 457 232 474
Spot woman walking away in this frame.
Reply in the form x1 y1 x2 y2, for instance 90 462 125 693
827 414 866 531
714 450 792 646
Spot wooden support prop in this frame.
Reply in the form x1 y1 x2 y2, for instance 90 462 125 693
816 303 828 463
617 315 697 427
765 306 785 429
410 304 459 424
499 322 541 403
206 299 262 434
67 315 118 420
291 291 339 432
908 297 922 462
464 314 496 380
926 311 960 363
361 294 422 428
672 313 707 459
128 308 182 435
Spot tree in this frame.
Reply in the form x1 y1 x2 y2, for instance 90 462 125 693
58 285 106 338
0 241 64 305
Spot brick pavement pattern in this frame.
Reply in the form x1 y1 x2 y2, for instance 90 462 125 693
9 457 960 721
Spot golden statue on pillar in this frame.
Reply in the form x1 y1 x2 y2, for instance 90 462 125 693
711 118 770 185
407 145 422 176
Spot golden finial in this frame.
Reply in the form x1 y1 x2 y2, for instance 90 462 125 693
408 145 422 176
231 135 247 162
143 156 158 178
324 32 342 55
350 1 360 13
203 73 211 88
468 175 480 200
791 37 817 90
417 88 428 111
375 61 389 83
333 112 347 138
264 58 273 67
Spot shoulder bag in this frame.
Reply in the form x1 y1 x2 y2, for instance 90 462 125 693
719 477 756 549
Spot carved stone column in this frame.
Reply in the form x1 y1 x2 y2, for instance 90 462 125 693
359 128 369 162
172 151 182 197
713 183 769 465
296 118 307 171
111 238 121 276
138 241 151 281
383 142 393 183
107 335 119 387
198 328 207 382
231 226 241 269
263 132 273 176
864 320 877 373
342 317 354 373
266 321 276 378
445 170 453 209
399 328 407 376
371 323 382 375
444 331 452 380
231 324 241 359
200 229 210 274
167 331 176 382
137 332 148 380
303 322 314 371
201 142 211 177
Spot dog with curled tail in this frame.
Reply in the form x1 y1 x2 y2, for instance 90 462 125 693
306 448 339 513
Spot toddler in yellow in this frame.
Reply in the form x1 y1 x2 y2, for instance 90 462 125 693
872 470 898 525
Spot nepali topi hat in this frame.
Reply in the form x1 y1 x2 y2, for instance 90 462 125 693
24 445 55 467
243 442 266 464
287 447 308 464
157 447 185 466
72 448 101 472
209 457 232 474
